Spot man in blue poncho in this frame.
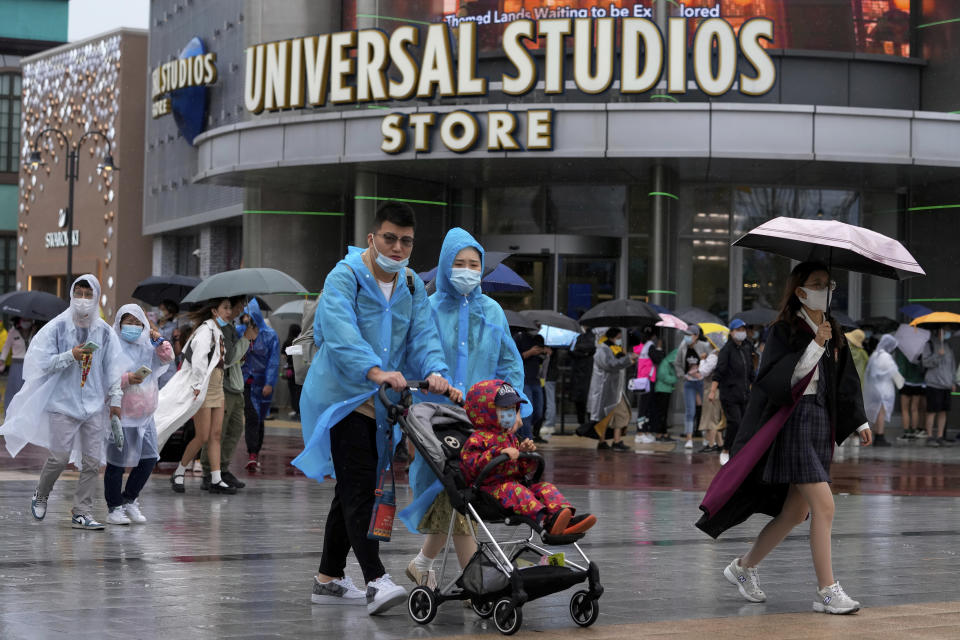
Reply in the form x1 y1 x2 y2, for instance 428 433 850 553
294 202 456 616
240 297 279 471
399 227 531 587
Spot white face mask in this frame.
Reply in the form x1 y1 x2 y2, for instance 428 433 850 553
732 330 747 342
71 297 97 325
449 267 482 296
371 240 409 274
613 338 622 346
799 287 829 312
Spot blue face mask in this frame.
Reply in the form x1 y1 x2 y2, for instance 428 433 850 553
449 268 482 296
120 325 143 342
497 408 517 430
215 316 229 328
682 335 693 345
944 331 953 341
373 245 409 274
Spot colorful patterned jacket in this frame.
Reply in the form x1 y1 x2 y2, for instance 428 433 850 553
460 379 536 487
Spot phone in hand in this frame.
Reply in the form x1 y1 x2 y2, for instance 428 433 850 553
134 365 152 379
81 341 100 352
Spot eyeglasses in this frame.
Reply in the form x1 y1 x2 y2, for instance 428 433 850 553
376 232 415 248
803 280 837 292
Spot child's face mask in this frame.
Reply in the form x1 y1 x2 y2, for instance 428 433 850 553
497 407 518 432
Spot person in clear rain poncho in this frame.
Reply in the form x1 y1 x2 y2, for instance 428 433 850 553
103 304 175 525
0 275 128 530
862 334 904 448
398 227 530 589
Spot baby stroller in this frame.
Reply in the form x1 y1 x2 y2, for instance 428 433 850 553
381 383 603 636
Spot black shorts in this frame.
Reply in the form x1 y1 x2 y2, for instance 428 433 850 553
925 387 952 413
901 385 925 397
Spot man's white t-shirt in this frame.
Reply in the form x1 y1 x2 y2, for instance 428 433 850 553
378 278 395 302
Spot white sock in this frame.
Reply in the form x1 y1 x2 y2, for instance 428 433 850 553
414 551 434 573
175 463 187 476
211 471 222 484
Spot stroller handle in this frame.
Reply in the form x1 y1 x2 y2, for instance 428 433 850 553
473 452 545 489
377 379 462 414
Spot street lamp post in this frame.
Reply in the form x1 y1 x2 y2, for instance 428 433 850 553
27 128 116 298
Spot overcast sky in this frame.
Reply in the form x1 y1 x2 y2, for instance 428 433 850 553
68 0 149 42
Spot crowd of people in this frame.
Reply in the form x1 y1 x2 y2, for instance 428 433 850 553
0 201 957 622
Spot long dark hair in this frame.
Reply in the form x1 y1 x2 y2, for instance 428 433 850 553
776 261 845 347
186 298 227 328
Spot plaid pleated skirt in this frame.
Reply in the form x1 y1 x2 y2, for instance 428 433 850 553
762 395 832 484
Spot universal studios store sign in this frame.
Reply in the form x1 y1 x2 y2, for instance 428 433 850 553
243 15 775 154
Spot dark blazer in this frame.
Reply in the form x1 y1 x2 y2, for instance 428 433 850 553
714 338 755 405
696 318 866 539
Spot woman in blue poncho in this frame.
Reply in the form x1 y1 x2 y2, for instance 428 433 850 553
400 228 531 589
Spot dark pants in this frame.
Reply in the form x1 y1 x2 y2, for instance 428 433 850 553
287 376 302 416
575 399 588 425
636 391 654 429
651 392 672 434
244 383 266 455
721 397 747 453
318 412 384 584
103 458 158 510
520 382 544 440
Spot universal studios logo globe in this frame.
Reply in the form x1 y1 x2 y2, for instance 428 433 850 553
150 37 218 145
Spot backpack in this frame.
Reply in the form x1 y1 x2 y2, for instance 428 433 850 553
290 267 416 386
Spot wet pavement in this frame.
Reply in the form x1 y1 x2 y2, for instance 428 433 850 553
1 427 960 639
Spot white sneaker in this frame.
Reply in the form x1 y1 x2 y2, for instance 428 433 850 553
123 500 147 524
311 576 367 605
813 581 860 614
366 574 407 615
723 558 766 603
635 433 656 444
31 489 48 520
719 452 730 465
684 439 694 449
106 507 131 525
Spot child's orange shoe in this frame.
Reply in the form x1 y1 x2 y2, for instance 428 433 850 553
545 508 572 535
564 513 597 534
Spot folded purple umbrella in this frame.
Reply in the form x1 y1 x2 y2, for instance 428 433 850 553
733 217 924 280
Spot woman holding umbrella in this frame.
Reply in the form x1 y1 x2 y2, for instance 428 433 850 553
697 261 871 615
400 228 530 589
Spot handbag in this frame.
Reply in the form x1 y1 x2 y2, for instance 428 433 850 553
367 462 397 541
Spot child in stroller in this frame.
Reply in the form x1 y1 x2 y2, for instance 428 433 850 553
461 380 597 537
384 379 603 635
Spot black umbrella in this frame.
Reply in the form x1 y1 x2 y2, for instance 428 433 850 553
675 306 724 326
832 311 858 329
732 307 778 327
519 310 581 333
858 316 898 333
132 275 202 306
579 298 659 328
0 290 68 321
504 309 536 331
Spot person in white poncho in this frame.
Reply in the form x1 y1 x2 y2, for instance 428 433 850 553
863 334 905 448
103 304 175 525
0 275 128 530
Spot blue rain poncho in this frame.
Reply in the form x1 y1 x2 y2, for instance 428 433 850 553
1 275 128 468
241 297 279 419
399 228 530 532
293 246 449 482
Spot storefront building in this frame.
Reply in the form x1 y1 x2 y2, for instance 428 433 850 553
17 29 152 316
146 0 960 322
1 0 68 295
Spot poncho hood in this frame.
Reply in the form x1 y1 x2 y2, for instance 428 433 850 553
435 227 484 301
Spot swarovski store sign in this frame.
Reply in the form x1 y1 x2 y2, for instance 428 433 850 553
242 17 775 153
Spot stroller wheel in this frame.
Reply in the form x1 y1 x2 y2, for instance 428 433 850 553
493 598 523 635
569 589 600 627
407 586 438 625
471 599 494 619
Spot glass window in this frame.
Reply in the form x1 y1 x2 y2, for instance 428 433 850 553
0 235 15 293
0 72 21 174
482 186 544 234
548 185 625 235
677 187 731 320
627 237 649 300
558 256 617 319
493 255 553 310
